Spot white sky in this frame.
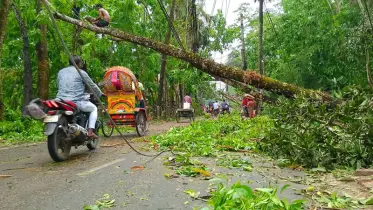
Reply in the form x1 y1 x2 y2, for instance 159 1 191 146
202 0 280 64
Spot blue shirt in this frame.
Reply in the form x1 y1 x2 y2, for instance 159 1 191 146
56 66 102 102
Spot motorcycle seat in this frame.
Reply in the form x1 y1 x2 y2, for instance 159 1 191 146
58 99 77 109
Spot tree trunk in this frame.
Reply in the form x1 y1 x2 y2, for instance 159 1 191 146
36 0 50 99
54 12 331 101
240 13 247 70
0 0 12 120
257 0 264 114
157 0 176 118
216 76 275 103
12 3 33 115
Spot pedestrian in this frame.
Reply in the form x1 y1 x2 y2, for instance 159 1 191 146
213 101 220 116
247 94 257 118
221 99 230 114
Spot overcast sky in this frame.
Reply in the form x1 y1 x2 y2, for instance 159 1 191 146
202 0 280 63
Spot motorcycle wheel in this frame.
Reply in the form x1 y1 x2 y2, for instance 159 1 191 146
47 126 71 162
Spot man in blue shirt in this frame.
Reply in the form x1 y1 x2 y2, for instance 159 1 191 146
221 99 230 114
56 56 103 138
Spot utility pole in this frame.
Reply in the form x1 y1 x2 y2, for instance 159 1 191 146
257 0 264 114
258 0 264 76
240 13 247 70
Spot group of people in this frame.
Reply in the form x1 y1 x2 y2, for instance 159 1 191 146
201 94 257 119
204 100 230 116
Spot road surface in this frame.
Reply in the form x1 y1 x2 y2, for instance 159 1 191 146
0 121 306 210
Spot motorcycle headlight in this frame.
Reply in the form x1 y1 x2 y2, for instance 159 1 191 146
26 102 47 120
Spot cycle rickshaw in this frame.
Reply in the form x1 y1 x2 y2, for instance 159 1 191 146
101 66 149 137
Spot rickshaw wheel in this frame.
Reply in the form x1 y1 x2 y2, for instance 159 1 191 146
136 111 147 137
101 114 114 137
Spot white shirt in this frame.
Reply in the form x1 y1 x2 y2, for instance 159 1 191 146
138 82 144 91
213 102 219 110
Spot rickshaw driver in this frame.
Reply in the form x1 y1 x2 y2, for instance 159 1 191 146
134 73 146 108
132 79 145 108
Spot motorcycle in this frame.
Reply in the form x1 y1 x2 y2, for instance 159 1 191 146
26 94 101 162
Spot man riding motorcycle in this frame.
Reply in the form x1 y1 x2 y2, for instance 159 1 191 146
56 56 103 138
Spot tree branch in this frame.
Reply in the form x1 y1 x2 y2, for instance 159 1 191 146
52 11 331 101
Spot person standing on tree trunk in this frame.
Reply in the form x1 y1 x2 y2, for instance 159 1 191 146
87 3 110 27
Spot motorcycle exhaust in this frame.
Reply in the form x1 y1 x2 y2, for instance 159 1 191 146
68 124 88 140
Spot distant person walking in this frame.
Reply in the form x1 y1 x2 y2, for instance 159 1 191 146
213 101 220 116
221 100 230 114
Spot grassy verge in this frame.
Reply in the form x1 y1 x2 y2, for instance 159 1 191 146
0 119 45 146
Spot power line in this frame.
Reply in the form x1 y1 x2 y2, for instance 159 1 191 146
157 0 186 51
264 0 278 37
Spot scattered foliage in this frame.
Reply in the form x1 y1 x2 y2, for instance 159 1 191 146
202 181 306 210
153 115 273 156
83 194 115 210
261 86 373 169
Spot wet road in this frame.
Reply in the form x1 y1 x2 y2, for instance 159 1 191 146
0 121 306 210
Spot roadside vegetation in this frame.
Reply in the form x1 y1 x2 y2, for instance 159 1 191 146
152 86 373 209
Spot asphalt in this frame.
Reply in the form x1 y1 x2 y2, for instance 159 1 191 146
0 121 307 210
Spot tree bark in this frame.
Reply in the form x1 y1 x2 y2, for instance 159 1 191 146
0 0 12 120
12 3 33 115
157 0 176 118
36 0 50 99
240 13 247 70
53 12 331 101
215 76 274 103
366 45 373 87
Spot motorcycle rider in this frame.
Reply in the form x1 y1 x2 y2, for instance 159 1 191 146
56 56 103 138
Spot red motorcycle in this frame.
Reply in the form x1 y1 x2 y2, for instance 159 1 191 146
27 95 100 162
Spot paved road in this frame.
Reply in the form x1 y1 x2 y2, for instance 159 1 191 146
0 121 306 210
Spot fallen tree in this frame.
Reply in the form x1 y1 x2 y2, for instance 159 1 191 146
53 12 331 101
214 76 276 103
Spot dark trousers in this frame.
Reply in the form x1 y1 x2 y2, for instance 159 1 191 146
96 19 109 27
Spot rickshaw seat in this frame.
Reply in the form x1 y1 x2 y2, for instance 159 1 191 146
111 71 122 90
